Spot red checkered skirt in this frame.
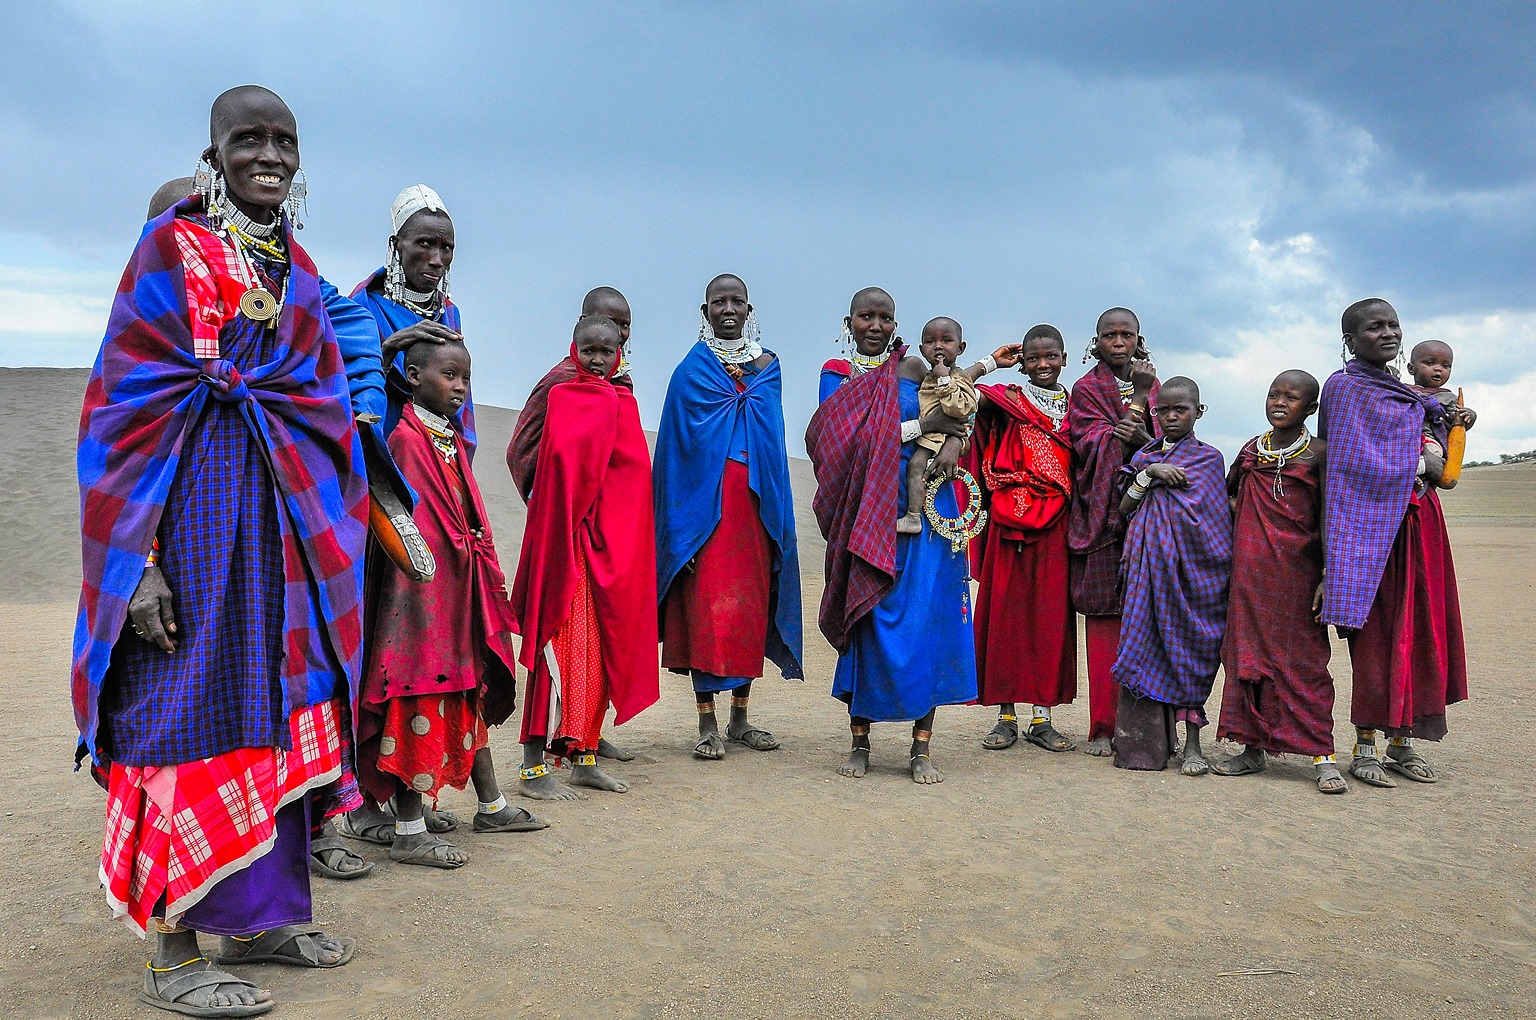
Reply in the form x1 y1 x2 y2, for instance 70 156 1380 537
99 699 346 936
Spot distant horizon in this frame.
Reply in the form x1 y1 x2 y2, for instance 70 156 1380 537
5 3 1532 462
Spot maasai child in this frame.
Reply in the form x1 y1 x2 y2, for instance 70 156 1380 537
79 86 361 1016
507 286 638 764
1408 340 1479 448
1319 299 1468 787
970 324 1078 752
349 340 546 869
654 275 803 760
806 287 1015 783
1067 308 1160 756
1212 372 1345 794
1112 377 1232 774
509 315 660 799
897 318 979 534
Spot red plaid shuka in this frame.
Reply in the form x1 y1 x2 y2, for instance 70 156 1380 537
99 700 345 936
804 351 904 654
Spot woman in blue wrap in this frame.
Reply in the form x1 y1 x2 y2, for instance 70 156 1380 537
654 275 803 761
806 287 1004 784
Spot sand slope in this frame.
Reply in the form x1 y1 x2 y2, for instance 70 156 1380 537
3 367 1534 1019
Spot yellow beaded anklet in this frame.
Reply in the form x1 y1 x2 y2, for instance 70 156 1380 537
575 752 598 767
519 763 550 780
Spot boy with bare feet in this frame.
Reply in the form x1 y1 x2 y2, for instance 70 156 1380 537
510 316 659 800
1212 371 1345 793
1112 377 1232 774
344 340 545 868
897 317 980 534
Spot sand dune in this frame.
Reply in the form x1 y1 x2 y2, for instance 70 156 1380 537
3 367 1534 1018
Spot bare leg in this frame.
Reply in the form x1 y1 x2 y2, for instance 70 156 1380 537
982 702 1020 749
1179 721 1209 776
838 718 871 778
390 785 467 866
911 709 943 784
726 682 780 750
897 450 930 534
518 736 584 801
469 746 547 830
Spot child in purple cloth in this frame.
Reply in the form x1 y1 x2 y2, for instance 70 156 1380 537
1111 376 1233 775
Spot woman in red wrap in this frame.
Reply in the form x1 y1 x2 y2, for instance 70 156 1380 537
971 325 1078 753
509 315 659 800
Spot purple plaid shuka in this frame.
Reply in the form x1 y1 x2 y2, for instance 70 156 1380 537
1112 435 1232 709
1317 360 1445 630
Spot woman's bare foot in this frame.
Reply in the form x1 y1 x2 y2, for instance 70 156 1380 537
837 747 870 778
1082 736 1114 757
597 737 635 762
896 512 923 535
569 762 629 793
518 766 585 801
910 754 944 784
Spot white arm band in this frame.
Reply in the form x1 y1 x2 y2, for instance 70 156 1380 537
900 419 922 443
972 355 998 375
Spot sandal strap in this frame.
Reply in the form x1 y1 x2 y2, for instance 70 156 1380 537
235 928 321 966
152 964 256 1003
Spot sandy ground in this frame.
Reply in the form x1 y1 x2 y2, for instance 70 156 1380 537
1 368 1533 1019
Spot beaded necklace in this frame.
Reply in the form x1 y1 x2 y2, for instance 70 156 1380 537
1023 380 1068 428
1255 428 1311 498
1117 376 1135 403
848 350 890 377
413 404 458 461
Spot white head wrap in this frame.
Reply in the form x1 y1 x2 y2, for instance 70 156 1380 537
391 185 449 234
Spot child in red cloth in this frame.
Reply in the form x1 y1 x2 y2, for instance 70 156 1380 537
1212 371 1345 794
345 339 546 869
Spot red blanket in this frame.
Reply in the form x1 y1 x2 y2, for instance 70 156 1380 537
1066 362 1159 558
363 408 518 722
804 353 903 654
507 358 633 504
509 370 658 727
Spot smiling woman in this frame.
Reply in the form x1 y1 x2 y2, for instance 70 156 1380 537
74 84 366 1016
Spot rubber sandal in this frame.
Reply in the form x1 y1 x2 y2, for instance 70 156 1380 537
334 813 394 846
308 835 374 880
982 720 1018 750
141 959 272 1018
1024 721 1076 752
1180 754 1210 777
389 835 466 869
727 727 781 751
1384 749 1439 784
693 733 725 760
473 806 549 833
1349 754 1397 788
1316 763 1349 794
1212 750 1267 777
215 927 354 969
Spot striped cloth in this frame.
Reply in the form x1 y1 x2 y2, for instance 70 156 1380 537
1113 436 1232 709
804 350 905 654
74 196 369 765
1317 360 1446 629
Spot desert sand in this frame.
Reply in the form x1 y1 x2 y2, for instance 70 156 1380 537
1 366 1532 1019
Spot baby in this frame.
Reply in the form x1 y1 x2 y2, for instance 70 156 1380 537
898 317 982 534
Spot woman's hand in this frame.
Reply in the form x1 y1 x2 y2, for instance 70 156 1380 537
991 343 1024 369
128 565 178 653
918 412 968 438
380 321 462 364
1146 463 1188 487
1112 414 1151 447
1312 580 1326 625
1129 357 1158 392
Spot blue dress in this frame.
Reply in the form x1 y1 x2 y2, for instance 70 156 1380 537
820 371 978 721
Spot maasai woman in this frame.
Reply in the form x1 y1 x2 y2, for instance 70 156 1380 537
1066 307 1160 756
654 275 802 761
1319 298 1468 788
76 86 363 1016
509 315 660 799
349 184 471 445
806 287 1012 784
969 325 1078 753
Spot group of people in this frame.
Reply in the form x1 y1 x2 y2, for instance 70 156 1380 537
72 85 1471 1018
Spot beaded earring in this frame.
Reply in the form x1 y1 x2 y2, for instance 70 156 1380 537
384 239 405 303
1082 338 1099 364
838 323 854 358
437 269 450 304
285 169 307 231
1340 338 1352 367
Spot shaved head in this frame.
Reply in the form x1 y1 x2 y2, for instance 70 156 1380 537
1341 297 1393 336
581 286 629 316
923 316 962 339
147 176 195 220
1160 375 1200 404
1273 368 1319 403
1096 306 1140 334
706 274 748 301
574 314 621 346
850 286 893 315
209 84 292 141
1023 323 1064 350
1411 339 1453 361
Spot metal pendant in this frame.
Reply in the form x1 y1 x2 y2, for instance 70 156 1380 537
240 287 279 322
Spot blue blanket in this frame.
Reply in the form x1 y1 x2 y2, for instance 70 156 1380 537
653 343 803 678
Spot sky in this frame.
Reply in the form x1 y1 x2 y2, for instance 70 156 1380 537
3 1 1533 461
